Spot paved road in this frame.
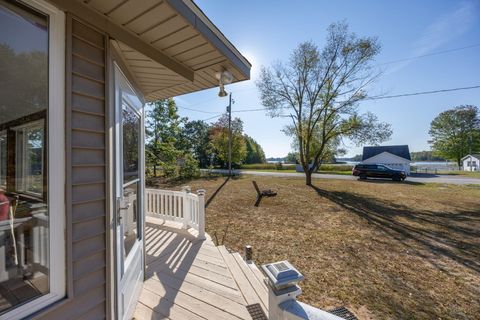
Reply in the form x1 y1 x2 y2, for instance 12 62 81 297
206 169 480 185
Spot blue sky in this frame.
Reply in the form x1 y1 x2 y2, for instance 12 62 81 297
175 0 480 158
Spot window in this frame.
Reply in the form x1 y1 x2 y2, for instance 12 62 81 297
0 0 65 318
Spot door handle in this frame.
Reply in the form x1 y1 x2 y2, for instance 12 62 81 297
119 202 131 210
116 197 131 226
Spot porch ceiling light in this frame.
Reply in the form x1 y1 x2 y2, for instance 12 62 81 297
215 69 233 97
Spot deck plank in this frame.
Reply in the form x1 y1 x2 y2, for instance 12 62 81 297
133 302 170 320
145 275 250 319
135 221 267 320
218 246 262 306
149 267 246 305
138 289 205 320
146 252 239 290
232 252 268 311
247 260 268 288
146 240 232 277
143 279 243 320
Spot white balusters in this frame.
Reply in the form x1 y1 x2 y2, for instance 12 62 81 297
145 188 205 239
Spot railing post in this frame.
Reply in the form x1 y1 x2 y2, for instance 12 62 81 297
181 186 191 229
262 261 344 320
197 189 206 240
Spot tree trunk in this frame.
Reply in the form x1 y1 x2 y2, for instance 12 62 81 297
305 170 312 186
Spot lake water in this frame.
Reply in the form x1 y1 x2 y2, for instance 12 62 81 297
268 160 459 171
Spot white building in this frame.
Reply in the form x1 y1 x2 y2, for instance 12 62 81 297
362 145 411 175
462 154 480 171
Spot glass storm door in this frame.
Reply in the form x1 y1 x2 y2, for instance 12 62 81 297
114 65 144 320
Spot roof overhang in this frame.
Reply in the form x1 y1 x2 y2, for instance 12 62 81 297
51 0 251 102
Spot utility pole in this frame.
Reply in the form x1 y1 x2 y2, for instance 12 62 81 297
227 93 232 176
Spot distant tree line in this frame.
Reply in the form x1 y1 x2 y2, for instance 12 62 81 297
410 151 445 162
145 98 266 179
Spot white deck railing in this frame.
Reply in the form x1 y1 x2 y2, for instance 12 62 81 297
145 188 205 239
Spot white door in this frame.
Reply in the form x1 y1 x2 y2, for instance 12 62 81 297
114 65 145 320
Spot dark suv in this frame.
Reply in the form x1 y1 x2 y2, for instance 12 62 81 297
352 164 406 181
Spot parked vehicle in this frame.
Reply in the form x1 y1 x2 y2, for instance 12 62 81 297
352 164 407 181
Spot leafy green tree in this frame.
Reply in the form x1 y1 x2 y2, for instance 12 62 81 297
146 99 179 176
257 22 391 185
181 120 213 168
0 44 47 124
429 105 480 167
410 151 445 162
350 154 363 162
178 153 200 179
285 152 298 163
209 113 246 167
244 135 266 164
145 98 200 178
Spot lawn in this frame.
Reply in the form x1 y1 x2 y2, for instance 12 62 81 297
147 176 480 320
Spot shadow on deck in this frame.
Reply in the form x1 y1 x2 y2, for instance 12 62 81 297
133 218 267 320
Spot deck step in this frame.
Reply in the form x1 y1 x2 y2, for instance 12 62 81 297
246 260 267 286
218 246 268 315
231 253 268 307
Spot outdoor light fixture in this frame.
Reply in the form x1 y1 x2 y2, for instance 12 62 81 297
215 69 233 97
262 260 305 292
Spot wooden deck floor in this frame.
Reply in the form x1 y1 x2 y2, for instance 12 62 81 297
133 219 268 320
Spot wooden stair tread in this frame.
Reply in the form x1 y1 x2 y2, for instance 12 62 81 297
231 252 268 311
246 260 267 288
218 246 268 315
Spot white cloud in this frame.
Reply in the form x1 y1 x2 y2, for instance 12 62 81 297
386 1 479 74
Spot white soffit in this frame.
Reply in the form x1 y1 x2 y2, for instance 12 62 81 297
85 0 250 101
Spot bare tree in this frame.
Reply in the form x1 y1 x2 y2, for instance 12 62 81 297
257 21 392 185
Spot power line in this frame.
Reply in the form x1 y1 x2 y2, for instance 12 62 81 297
233 107 270 113
364 85 480 100
177 105 219 114
202 113 223 121
179 43 480 114
377 43 480 66
222 84 480 113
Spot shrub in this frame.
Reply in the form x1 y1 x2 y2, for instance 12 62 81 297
239 163 296 170
317 164 353 172
178 154 200 179
162 163 177 178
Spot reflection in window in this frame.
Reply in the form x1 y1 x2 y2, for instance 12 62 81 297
0 0 49 315
15 122 44 196
121 100 141 257
122 181 139 257
122 102 140 183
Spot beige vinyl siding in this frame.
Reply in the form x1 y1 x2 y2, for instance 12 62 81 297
34 16 107 320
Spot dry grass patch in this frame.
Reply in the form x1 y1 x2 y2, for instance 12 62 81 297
147 176 480 320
